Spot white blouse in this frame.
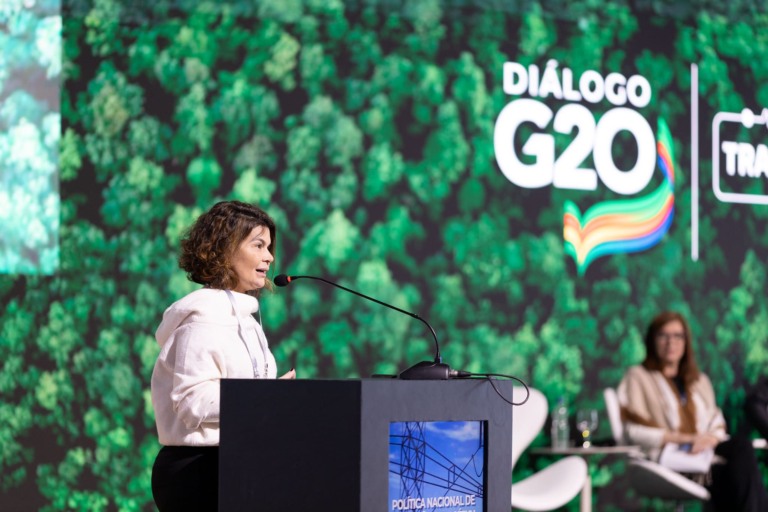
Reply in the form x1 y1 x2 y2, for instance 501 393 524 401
151 288 277 446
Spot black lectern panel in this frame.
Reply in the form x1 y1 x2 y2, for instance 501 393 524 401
219 379 512 512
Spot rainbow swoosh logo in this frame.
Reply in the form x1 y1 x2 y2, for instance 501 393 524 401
564 119 675 275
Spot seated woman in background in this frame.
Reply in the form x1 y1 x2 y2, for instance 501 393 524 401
618 311 768 511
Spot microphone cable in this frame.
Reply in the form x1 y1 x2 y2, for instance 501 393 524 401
371 370 530 406
458 371 530 406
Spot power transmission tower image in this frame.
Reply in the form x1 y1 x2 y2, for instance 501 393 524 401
389 421 484 512
399 421 427 499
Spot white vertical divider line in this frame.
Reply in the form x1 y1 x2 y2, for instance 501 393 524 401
691 63 699 261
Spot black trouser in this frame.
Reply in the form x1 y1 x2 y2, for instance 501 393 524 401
708 435 768 512
152 446 219 512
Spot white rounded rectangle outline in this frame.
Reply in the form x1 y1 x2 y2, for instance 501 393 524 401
712 111 768 205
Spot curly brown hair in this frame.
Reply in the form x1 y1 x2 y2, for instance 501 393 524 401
642 311 701 384
179 201 276 292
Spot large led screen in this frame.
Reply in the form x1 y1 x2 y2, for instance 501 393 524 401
0 0 60 274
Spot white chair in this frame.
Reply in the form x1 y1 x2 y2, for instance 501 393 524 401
602 387 710 507
511 387 588 511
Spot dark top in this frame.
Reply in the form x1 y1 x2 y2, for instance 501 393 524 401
745 376 768 439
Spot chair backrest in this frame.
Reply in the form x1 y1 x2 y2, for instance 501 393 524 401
511 386 548 468
603 387 624 445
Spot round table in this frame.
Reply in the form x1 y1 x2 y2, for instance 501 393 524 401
530 445 643 512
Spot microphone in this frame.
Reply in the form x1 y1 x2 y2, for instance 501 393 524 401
274 274 461 380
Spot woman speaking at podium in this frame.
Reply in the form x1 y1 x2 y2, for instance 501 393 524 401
150 201 295 511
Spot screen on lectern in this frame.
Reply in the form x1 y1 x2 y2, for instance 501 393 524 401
388 421 486 512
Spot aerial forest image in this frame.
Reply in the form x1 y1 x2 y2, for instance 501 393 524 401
1 0 767 510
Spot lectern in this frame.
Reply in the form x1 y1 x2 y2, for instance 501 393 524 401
219 379 512 512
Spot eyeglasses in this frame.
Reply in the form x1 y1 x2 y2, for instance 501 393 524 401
655 332 685 342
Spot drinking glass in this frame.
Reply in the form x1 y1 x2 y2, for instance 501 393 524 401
576 409 599 448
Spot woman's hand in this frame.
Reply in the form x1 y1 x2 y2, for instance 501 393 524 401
279 369 296 380
689 433 719 454
663 431 720 453
663 430 696 445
